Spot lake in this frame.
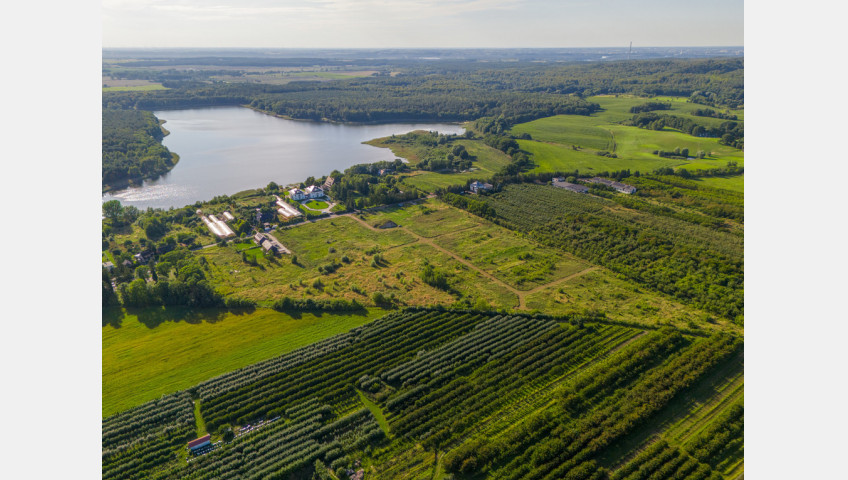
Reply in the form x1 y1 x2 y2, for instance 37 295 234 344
102 107 465 210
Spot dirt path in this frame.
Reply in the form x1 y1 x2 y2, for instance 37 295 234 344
347 213 603 310
521 266 600 295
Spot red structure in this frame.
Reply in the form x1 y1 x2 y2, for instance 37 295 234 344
187 434 211 451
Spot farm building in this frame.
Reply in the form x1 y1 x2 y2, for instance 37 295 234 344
133 251 153 264
305 185 325 199
552 179 589 193
187 434 211 452
254 232 290 254
289 188 306 201
275 196 302 219
200 213 236 238
222 211 235 222
584 177 637 194
470 181 493 193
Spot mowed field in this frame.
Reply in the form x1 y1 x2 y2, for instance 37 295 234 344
512 100 744 176
693 174 744 193
401 140 513 191
102 306 386 417
385 95 743 194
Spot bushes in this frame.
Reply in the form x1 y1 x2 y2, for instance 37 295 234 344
271 297 365 313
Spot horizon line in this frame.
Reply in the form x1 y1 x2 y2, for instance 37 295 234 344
102 46 744 50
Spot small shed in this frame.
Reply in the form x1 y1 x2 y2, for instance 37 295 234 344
187 434 211 452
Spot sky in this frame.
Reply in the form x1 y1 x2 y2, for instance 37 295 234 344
102 0 743 48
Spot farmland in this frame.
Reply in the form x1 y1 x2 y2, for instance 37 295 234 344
102 307 385 417
509 95 743 175
101 55 745 480
102 309 743 480
361 94 744 194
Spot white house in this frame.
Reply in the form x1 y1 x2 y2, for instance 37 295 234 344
305 185 324 199
469 181 493 194
289 188 306 201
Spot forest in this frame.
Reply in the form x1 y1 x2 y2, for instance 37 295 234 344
102 109 177 187
102 58 742 125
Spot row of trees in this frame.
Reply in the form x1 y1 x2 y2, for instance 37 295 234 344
629 112 744 149
443 333 740 479
447 183 743 321
198 310 486 432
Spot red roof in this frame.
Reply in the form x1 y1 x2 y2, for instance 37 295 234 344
187 434 211 448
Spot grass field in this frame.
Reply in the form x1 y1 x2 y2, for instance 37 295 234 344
362 200 591 290
360 200 487 238
503 95 744 176
367 95 745 193
401 140 513 191
304 200 330 210
524 269 734 332
693 174 744 193
513 118 743 176
198 214 520 309
102 306 386 416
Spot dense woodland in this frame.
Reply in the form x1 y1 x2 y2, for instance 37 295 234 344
102 109 176 186
103 58 742 125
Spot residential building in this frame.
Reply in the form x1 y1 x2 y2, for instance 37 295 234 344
305 185 324 199
469 180 493 193
289 188 306 201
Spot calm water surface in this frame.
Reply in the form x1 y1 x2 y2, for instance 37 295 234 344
102 107 464 210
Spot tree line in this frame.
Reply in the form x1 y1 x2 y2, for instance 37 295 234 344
102 109 176 186
629 112 744 149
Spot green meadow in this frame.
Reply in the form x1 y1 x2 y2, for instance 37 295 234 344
102 307 386 417
693 174 745 193
378 95 744 193
511 102 743 175
400 140 513 191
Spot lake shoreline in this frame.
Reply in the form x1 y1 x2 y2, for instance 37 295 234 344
102 106 464 209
